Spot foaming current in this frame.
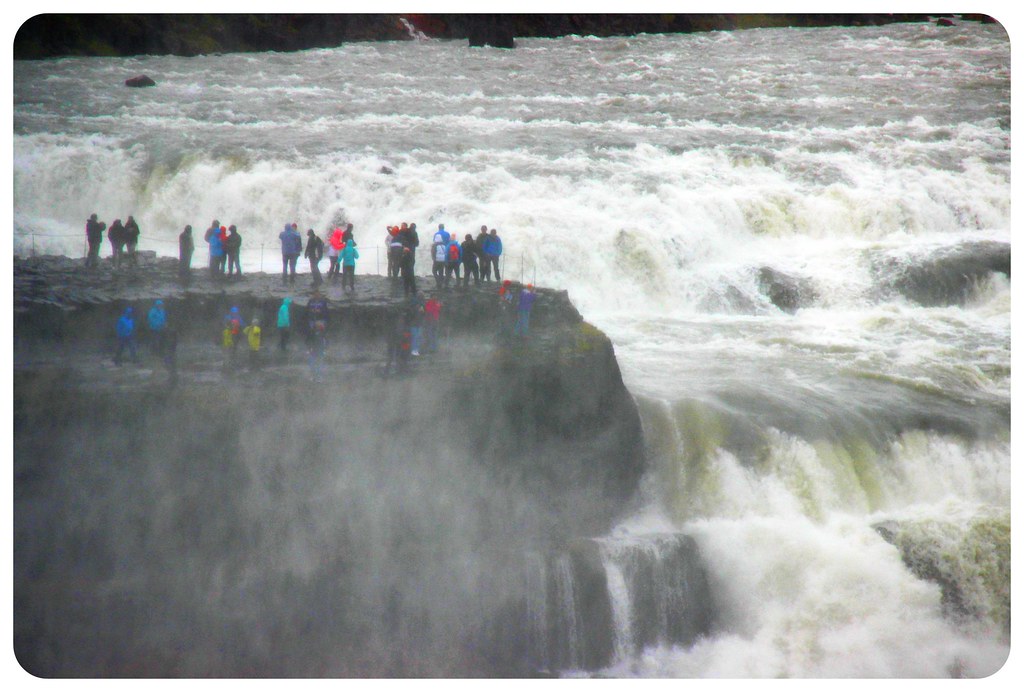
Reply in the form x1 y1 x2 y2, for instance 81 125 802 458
14 21 1010 678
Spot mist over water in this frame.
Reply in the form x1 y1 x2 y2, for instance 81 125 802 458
14 20 1010 677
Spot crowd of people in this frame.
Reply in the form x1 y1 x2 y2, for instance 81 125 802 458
88 212 535 381
87 214 508 295
85 213 141 269
109 280 538 382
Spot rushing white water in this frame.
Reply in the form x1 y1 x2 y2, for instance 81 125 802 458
13 19 1011 678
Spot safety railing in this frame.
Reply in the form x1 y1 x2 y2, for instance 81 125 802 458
17 231 543 285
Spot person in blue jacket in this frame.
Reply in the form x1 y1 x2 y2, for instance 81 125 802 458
147 299 168 356
483 228 503 281
114 307 138 365
204 219 223 277
279 223 303 283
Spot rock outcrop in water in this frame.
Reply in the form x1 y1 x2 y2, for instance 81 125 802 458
13 254 665 676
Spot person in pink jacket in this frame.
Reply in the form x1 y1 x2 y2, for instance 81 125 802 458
327 227 345 281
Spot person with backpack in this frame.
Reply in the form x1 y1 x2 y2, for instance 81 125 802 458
279 223 303 283
445 237 461 288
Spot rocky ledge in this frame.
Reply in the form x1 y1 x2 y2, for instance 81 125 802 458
14 254 646 676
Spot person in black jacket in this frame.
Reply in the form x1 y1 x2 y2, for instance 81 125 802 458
107 219 126 267
123 215 141 267
224 224 242 277
178 225 194 277
460 233 480 286
85 213 106 268
305 229 324 285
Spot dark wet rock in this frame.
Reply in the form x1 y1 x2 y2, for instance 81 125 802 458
756 266 817 313
872 241 1010 307
14 253 645 676
936 18 955 27
466 15 515 49
124 74 156 88
874 517 1010 639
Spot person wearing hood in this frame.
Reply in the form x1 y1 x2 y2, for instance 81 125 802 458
114 306 138 365
179 225 194 277
326 227 345 281
305 229 324 285
85 213 106 269
432 230 448 289
224 225 242 277
280 223 303 283
124 215 141 267
340 234 359 291
107 219 126 267
147 299 168 356
277 297 293 352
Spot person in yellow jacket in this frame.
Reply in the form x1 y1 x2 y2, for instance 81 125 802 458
243 317 262 371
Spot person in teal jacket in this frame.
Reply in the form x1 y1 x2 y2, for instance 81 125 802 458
277 297 293 352
340 240 359 291
147 299 167 356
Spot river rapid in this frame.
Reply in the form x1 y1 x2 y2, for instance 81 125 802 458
13 20 1011 678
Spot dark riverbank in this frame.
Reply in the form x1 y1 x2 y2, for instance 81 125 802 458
14 13 997 60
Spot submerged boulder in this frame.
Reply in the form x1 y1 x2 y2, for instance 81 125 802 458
124 74 156 88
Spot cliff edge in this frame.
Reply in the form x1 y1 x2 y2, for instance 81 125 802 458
14 254 646 676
